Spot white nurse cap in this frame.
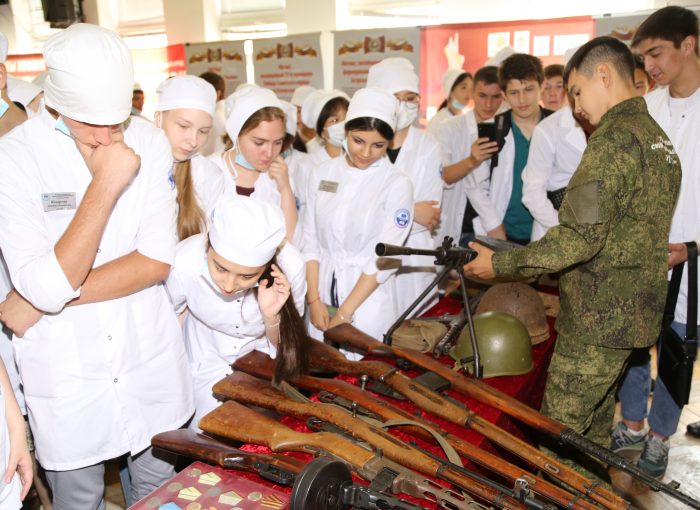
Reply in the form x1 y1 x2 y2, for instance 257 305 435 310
291 85 316 107
345 87 399 132
43 23 134 125
225 85 281 141
7 76 42 108
367 58 419 94
156 75 217 117
300 89 349 130
485 46 516 67
209 195 286 267
441 69 466 99
279 100 297 136
0 31 7 63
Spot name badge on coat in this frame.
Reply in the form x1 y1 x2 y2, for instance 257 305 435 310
318 180 339 193
42 192 76 212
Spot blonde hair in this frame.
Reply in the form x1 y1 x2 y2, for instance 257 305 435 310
174 160 206 240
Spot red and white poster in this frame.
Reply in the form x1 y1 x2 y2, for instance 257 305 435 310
333 27 420 97
252 33 323 102
185 41 246 98
421 17 595 113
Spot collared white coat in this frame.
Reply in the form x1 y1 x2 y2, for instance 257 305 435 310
0 112 194 471
646 86 700 324
165 234 306 430
522 105 586 241
285 148 316 248
433 109 479 246
393 126 443 315
302 156 414 341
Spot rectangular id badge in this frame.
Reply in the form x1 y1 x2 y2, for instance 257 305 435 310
318 180 339 193
42 192 77 212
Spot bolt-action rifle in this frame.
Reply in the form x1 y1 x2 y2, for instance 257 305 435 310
233 350 613 510
325 323 700 510
199 400 490 510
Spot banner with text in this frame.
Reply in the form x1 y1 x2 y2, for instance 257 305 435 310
252 33 323 102
333 27 420 97
185 41 246 98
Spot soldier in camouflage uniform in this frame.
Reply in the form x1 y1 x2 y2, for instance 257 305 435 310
464 37 681 475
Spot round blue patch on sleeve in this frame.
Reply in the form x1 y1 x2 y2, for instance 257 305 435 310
394 208 411 228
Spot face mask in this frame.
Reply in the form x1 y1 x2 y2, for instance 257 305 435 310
281 147 293 159
396 101 419 130
0 99 8 119
451 98 466 112
326 121 346 147
234 147 257 170
55 116 74 138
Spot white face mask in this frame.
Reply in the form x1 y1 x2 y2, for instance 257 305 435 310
326 121 346 147
396 101 418 130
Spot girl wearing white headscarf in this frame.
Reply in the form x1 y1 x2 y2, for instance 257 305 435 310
366 58 443 315
212 86 297 242
302 87 414 345
155 75 225 240
166 195 308 430
426 69 473 136
300 89 350 166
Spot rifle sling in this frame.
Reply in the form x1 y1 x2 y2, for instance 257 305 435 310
278 381 463 467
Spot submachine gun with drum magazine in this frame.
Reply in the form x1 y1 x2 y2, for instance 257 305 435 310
150 429 424 510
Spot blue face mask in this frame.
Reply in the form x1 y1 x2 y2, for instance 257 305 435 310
451 98 466 111
234 150 256 170
55 116 74 138
0 99 8 119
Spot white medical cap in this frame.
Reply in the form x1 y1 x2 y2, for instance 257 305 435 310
225 85 282 141
300 89 349 130
346 87 399 132
43 23 134 125
366 58 419 94
291 85 316 107
209 195 285 267
442 69 467 99
7 76 42 108
133 82 143 92
156 75 217 117
0 31 7 63
279 100 297 136
485 46 516 67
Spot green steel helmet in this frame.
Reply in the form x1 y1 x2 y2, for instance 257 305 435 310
449 311 533 377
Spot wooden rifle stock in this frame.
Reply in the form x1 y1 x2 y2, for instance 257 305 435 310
233 351 606 510
200 400 484 510
151 429 302 485
326 325 700 509
213 372 529 510
293 339 627 510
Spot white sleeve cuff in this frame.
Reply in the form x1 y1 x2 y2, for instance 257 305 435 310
15 249 80 313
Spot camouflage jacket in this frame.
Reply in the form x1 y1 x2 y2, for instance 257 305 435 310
493 97 681 348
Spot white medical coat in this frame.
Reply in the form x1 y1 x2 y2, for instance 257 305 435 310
393 126 443 316
302 156 414 341
646 86 700 324
433 109 479 246
165 235 306 430
189 154 225 216
0 112 194 470
522 105 585 241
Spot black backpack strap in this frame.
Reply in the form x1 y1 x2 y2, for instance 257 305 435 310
665 260 684 327
684 241 698 339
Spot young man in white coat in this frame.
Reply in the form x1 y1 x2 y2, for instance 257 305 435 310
0 24 194 508
435 66 502 247
521 101 587 241
612 6 700 478
465 54 552 244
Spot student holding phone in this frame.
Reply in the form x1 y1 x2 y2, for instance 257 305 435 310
435 66 504 247
165 195 308 430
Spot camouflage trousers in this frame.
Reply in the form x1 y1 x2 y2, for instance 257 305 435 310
540 333 632 480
